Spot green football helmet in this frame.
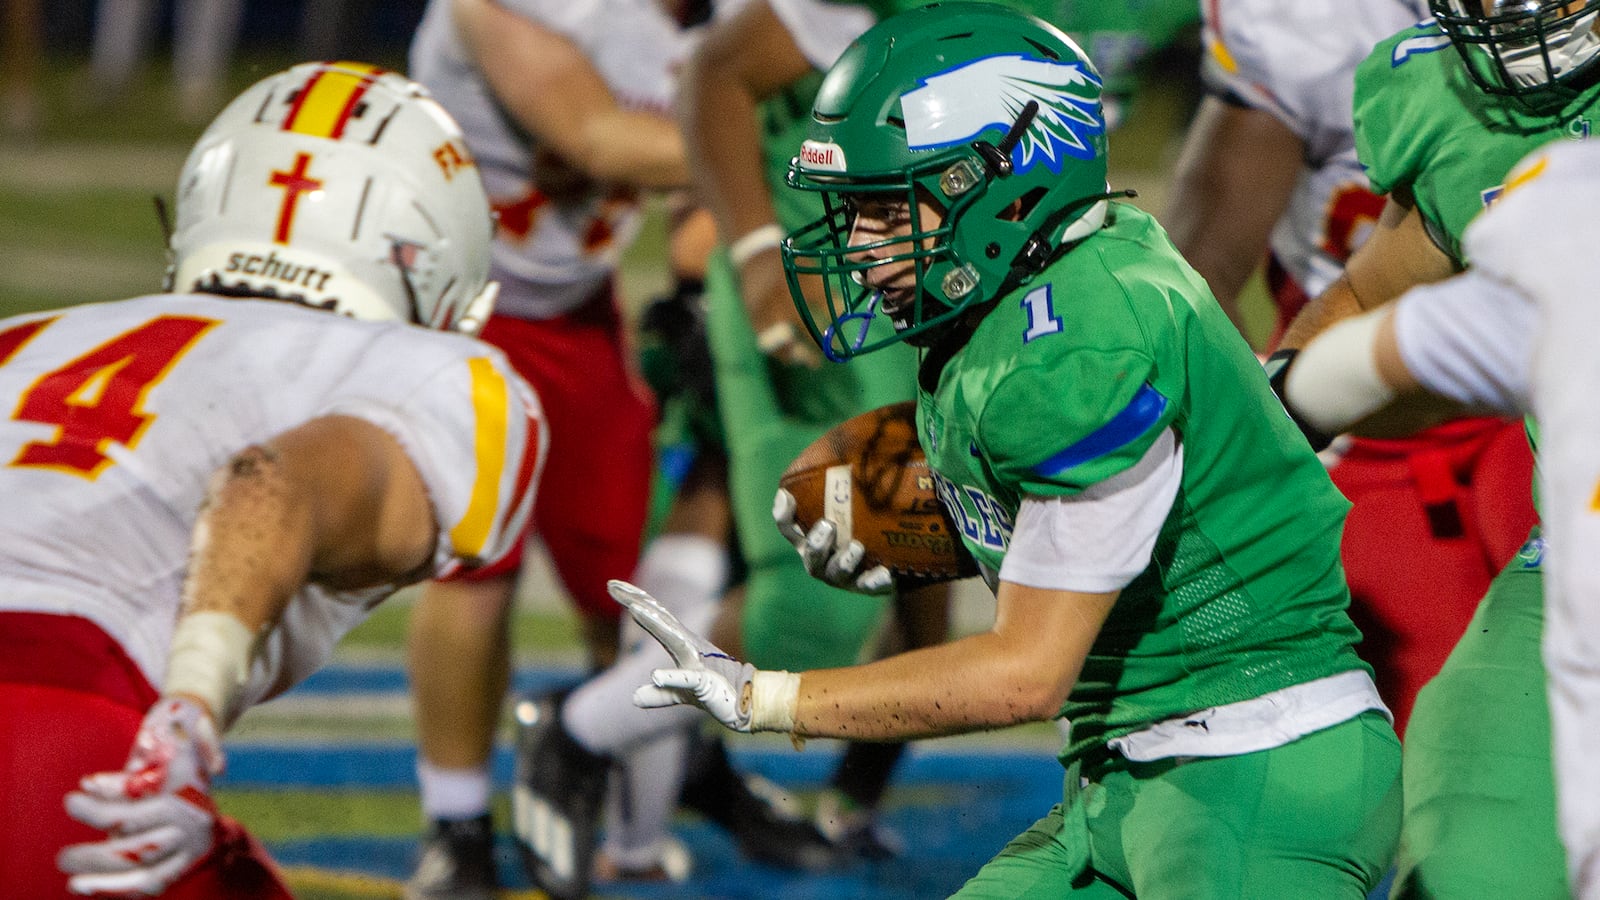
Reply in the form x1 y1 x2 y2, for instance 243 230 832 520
781 2 1111 360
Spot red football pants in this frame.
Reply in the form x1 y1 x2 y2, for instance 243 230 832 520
0 612 291 900
1331 419 1538 735
457 291 657 623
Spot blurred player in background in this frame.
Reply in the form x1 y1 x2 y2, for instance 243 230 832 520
1056 0 1200 132
87 0 245 123
1277 138 1600 900
1160 0 1537 736
1 0 41 138
405 1 833 897
1266 1 1600 894
0 61 542 899
619 5 1402 896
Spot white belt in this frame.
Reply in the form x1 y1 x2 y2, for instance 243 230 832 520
1106 670 1391 762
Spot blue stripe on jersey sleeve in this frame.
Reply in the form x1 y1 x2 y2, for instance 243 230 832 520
1032 383 1168 478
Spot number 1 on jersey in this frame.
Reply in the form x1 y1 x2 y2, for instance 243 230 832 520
1 315 218 478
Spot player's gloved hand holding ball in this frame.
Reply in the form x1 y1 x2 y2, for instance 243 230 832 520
774 488 895 595
57 696 224 896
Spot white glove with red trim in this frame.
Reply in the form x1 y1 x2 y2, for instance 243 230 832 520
58 696 225 896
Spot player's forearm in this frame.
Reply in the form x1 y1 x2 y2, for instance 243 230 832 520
790 631 1072 741
1280 196 1457 350
169 444 315 724
453 0 687 188
680 50 780 245
182 445 316 631
1163 97 1303 335
1277 272 1367 350
574 112 689 187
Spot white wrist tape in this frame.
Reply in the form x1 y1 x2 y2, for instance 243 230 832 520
1284 310 1397 436
163 611 258 727
748 670 801 733
728 223 784 268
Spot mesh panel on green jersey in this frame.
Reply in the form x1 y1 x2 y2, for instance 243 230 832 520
918 204 1367 763
1355 20 1600 263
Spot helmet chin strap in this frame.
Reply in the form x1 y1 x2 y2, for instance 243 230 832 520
1000 188 1137 294
972 101 1039 178
965 99 1134 289
155 195 177 291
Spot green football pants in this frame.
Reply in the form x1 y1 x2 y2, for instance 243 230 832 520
954 711 1402 899
1391 530 1568 899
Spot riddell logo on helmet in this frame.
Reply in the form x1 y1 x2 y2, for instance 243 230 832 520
799 140 847 172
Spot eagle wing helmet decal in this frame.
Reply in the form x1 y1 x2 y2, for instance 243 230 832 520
901 55 1104 174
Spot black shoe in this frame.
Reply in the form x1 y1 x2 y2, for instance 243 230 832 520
404 813 499 900
510 691 610 900
679 732 841 872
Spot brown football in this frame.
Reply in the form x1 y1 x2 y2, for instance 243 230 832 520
779 401 978 583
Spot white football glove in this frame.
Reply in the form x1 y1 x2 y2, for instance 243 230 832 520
772 489 893 595
610 579 800 734
58 696 224 897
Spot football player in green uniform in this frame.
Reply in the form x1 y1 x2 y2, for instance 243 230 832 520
680 0 1196 850
620 5 1403 896
1271 2 1600 896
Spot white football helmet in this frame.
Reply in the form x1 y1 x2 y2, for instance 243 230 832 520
169 61 498 334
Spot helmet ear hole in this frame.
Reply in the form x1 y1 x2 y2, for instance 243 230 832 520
1010 187 1048 222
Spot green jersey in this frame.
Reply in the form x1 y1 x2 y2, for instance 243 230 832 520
1355 20 1600 263
917 204 1368 762
1355 21 1595 489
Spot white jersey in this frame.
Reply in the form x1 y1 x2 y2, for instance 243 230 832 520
1202 0 1428 298
0 294 544 715
1391 270 1532 412
409 0 720 319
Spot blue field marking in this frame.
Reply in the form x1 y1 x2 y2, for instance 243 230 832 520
285 662 587 696
250 665 1396 899
244 742 1066 898
220 741 1060 791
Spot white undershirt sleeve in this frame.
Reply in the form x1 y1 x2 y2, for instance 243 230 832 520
998 429 1182 594
1393 269 1535 414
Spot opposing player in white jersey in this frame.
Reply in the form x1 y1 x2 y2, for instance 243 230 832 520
1167 0 1426 336
1161 0 1539 735
1278 137 1600 899
0 61 544 899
